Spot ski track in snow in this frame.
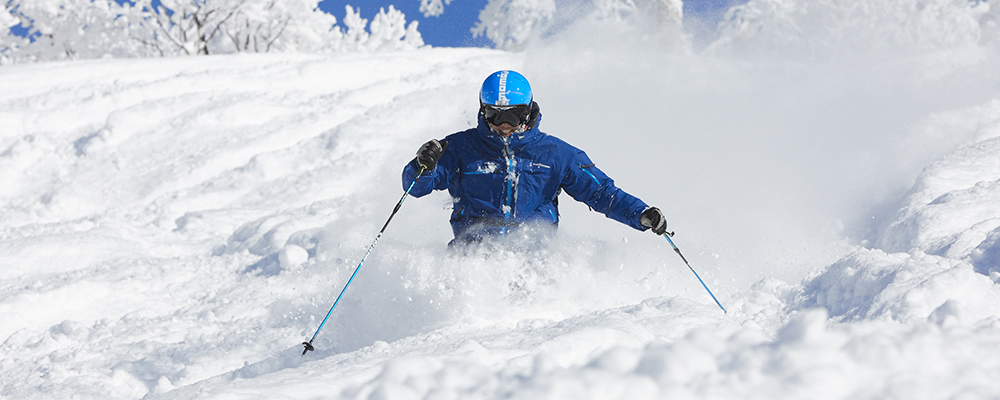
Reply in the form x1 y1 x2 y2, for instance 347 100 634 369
2 28 1000 399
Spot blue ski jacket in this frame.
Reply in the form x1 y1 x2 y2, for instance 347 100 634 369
402 104 649 241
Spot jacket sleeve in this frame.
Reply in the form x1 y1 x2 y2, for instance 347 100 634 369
401 140 456 197
560 150 649 231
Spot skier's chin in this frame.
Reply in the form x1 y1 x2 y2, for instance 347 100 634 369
490 124 518 137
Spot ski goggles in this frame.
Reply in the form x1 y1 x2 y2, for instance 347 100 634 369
482 103 531 127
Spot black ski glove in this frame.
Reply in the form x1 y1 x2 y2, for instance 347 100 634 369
640 207 668 235
416 139 447 171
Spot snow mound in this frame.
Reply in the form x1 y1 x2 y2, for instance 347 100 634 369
877 101 1000 268
800 248 1000 324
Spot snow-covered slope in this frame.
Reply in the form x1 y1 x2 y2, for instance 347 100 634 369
3 9 1000 398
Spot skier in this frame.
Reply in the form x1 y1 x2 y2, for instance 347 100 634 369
402 70 668 247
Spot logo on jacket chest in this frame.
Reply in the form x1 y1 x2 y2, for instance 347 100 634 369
462 159 552 176
462 161 500 175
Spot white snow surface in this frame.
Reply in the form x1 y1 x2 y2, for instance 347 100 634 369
4 17 1000 400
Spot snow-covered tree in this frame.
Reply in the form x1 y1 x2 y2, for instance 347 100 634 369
340 4 371 51
419 0 452 17
366 5 424 51
1 1 26 64
220 0 343 53
258 2 343 53
470 0 683 50
979 0 1000 48
0 0 424 64
4 0 159 62
630 0 683 29
708 0 997 57
589 0 684 45
223 0 289 52
131 0 242 55
332 5 423 52
1 1 18 32
471 0 555 50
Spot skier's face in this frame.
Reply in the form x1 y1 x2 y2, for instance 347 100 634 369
490 122 520 137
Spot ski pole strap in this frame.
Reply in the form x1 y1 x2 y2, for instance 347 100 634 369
663 233 727 314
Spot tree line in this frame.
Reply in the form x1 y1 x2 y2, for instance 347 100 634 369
1 0 424 64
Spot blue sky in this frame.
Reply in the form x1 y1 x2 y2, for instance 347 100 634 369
318 0 743 48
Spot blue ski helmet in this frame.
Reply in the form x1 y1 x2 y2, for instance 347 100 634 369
480 70 532 106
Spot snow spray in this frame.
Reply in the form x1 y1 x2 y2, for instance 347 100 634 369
302 165 427 355
663 232 727 313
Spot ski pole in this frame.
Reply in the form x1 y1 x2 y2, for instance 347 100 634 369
302 166 426 356
662 231 727 314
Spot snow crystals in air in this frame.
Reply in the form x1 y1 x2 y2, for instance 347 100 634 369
4 1 1000 399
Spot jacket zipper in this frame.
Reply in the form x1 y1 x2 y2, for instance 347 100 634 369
502 138 515 235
